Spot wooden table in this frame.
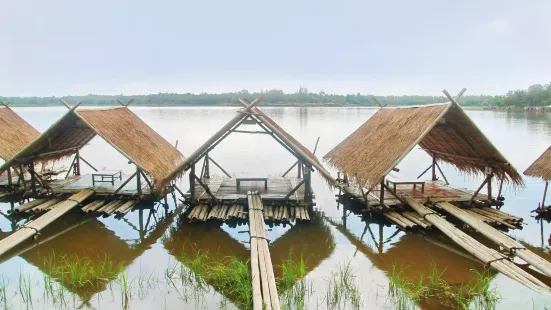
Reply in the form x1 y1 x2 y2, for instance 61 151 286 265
92 170 122 186
386 179 425 194
236 177 268 190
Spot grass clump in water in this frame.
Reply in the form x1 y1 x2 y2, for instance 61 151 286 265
387 263 501 310
43 252 125 288
325 262 362 309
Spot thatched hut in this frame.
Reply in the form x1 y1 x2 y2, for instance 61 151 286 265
324 97 522 208
0 104 185 198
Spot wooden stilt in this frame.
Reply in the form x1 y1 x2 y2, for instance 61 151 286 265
75 149 81 175
542 181 549 208
487 173 493 200
7 167 12 186
204 153 210 179
431 153 437 181
29 163 37 197
379 178 385 206
189 164 196 203
136 168 142 198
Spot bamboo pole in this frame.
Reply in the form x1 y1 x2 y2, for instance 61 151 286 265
0 189 94 257
248 193 263 310
437 201 551 277
12 199 47 213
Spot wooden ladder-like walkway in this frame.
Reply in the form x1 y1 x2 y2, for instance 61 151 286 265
405 196 551 293
248 191 280 310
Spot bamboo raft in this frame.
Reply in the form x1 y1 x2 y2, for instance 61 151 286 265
186 204 311 223
8 197 137 218
405 196 551 293
248 191 280 310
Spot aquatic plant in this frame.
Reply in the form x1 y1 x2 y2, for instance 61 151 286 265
18 270 32 307
324 262 362 309
43 252 125 288
0 276 8 310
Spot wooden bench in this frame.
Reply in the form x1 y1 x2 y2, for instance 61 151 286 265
386 178 425 194
236 177 268 190
92 170 122 186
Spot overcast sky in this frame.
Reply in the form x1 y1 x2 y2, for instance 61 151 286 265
1 0 550 96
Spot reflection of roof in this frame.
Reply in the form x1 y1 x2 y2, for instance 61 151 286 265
324 102 523 190
0 107 39 160
18 209 179 302
0 106 184 189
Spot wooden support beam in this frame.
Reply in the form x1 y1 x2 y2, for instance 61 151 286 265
7 167 12 186
285 179 305 199
137 168 142 197
417 164 432 179
435 161 449 185
304 165 312 201
282 161 298 177
29 163 37 197
140 170 154 191
75 149 81 175
431 152 437 181
204 153 210 179
230 129 271 134
79 156 98 172
194 174 217 201
209 156 231 178
487 173 493 200
470 175 490 204
113 171 138 195
65 154 77 179
542 181 549 208
189 164 196 202
379 178 385 206
297 162 302 178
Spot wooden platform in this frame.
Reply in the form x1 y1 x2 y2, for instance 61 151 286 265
186 177 306 203
344 180 488 207
47 174 151 197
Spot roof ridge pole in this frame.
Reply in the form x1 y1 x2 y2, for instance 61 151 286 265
162 97 264 184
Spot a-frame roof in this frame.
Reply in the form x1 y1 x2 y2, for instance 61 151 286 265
524 146 551 181
0 105 184 188
162 98 336 186
0 106 40 161
324 101 522 191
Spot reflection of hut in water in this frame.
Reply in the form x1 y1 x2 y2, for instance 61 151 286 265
525 146 551 216
10 207 179 305
329 217 495 309
0 104 40 199
163 211 335 301
0 102 185 201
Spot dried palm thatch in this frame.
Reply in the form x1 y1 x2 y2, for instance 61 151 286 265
324 102 523 191
524 146 551 181
0 107 40 160
77 107 185 187
0 106 184 191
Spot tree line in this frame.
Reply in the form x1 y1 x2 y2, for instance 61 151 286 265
2 83 550 107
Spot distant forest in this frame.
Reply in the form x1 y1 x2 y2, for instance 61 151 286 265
2 83 551 107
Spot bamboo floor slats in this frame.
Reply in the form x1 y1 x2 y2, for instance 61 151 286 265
0 189 94 257
405 196 551 293
437 202 551 278
186 204 311 223
248 191 280 310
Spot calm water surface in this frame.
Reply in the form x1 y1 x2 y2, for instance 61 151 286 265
1 106 551 309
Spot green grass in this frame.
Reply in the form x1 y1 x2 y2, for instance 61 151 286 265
0 276 8 310
387 263 501 310
325 262 362 309
18 269 32 308
42 252 125 288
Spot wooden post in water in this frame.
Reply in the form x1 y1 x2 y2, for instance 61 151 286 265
304 166 312 201
7 167 11 186
379 178 385 206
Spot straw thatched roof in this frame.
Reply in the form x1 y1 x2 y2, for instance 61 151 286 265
524 146 551 181
0 107 40 160
0 106 184 188
324 102 522 191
